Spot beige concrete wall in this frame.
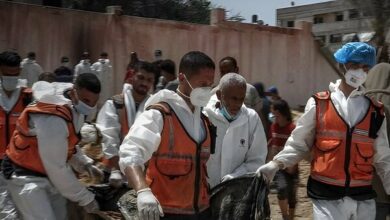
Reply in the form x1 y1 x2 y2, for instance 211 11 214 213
0 1 339 108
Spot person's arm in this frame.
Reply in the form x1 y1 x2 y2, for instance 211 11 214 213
96 100 121 160
119 109 164 190
273 97 317 168
119 109 166 218
373 118 390 194
34 114 94 206
228 114 268 179
74 65 79 80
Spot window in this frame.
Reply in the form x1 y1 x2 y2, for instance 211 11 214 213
287 20 294 27
335 13 343 21
316 35 327 44
313 16 324 24
349 9 359 19
330 34 342 43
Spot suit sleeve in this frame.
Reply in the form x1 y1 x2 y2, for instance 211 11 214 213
119 109 164 172
96 100 121 159
33 114 94 206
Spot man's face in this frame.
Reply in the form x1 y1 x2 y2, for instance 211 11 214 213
179 68 215 96
0 65 21 77
219 60 238 77
75 87 99 107
217 84 246 116
132 70 155 96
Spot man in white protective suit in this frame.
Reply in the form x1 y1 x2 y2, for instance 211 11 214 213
91 52 113 105
257 42 390 220
96 61 156 187
2 73 104 219
204 73 267 189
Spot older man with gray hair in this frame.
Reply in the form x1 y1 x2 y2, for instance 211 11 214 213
204 73 268 188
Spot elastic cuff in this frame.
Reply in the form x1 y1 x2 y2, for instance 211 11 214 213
136 187 151 195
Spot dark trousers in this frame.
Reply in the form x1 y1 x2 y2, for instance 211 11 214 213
376 202 390 220
162 209 211 220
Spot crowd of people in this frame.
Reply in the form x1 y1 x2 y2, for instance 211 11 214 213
0 41 389 220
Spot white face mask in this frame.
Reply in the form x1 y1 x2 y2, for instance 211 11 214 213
344 66 367 88
268 112 275 123
178 75 212 107
1 76 20 91
74 100 96 116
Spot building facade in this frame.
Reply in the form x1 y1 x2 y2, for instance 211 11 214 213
277 0 375 52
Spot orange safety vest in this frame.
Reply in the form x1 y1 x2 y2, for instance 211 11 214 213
111 94 130 140
311 91 383 188
145 102 211 215
6 102 79 175
0 88 32 159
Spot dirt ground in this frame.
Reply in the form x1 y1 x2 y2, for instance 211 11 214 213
269 160 313 220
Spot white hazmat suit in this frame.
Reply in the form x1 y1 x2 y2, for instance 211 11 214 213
20 58 43 88
272 80 390 220
203 96 267 188
5 82 96 220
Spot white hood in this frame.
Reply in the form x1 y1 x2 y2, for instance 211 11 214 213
204 95 247 125
144 89 192 114
145 89 205 142
32 81 73 105
329 79 365 98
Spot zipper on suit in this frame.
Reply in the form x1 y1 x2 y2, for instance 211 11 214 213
344 126 354 194
193 143 201 213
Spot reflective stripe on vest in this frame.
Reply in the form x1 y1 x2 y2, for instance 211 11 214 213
311 92 377 187
145 103 211 215
6 102 79 174
0 88 31 158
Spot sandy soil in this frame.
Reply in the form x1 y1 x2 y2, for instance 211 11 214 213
269 160 313 220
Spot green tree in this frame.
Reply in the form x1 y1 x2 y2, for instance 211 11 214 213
63 0 212 24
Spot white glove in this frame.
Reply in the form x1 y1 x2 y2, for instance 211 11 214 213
86 165 104 182
221 174 234 182
256 161 280 182
137 188 164 220
83 199 100 214
80 123 98 143
109 170 124 188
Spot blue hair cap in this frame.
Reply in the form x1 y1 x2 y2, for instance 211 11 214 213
334 42 376 67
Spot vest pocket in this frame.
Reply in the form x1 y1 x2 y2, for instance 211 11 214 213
354 142 374 173
312 139 341 173
13 135 32 150
156 158 192 177
315 139 341 152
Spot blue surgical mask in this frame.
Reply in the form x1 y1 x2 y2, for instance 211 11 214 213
219 104 239 122
74 100 96 116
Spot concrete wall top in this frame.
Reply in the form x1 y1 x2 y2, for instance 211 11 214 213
0 1 339 108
